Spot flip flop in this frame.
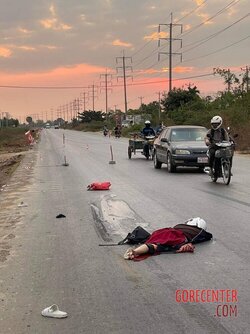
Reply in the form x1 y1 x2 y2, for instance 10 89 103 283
41 304 68 318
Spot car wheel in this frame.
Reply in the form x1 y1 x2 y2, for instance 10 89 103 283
153 151 162 169
167 152 176 173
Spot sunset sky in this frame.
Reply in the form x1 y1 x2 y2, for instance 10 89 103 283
0 0 249 122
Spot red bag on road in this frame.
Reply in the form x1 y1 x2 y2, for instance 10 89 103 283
87 182 111 190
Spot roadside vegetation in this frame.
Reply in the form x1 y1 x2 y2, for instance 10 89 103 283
1 67 246 151
68 90 250 151
0 127 29 153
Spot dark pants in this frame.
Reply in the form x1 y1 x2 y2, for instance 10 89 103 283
208 148 216 168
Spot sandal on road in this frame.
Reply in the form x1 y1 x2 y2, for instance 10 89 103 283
41 304 68 318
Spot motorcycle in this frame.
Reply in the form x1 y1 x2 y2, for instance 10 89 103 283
142 135 155 160
205 141 233 185
114 128 121 138
103 129 108 137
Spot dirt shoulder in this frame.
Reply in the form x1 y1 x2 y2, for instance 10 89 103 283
0 128 36 189
0 152 28 189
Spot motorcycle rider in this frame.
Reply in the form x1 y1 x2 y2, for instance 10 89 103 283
205 116 229 174
141 120 156 157
103 125 108 136
141 120 156 137
114 124 121 138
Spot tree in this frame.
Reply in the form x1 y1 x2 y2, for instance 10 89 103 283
78 110 105 123
213 67 239 92
161 85 201 112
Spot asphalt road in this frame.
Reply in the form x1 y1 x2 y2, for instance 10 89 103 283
0 129 249 334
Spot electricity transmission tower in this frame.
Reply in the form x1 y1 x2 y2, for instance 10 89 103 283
100 70 112 121
158 13 182 92
116 50 133 115
80 91 89 112
88 84 98 112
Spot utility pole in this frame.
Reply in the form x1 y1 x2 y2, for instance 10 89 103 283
158 13 182 92
75 98 81 120
80 91 89 112
116 50 133 115
156 92 162 122
69 102 74 121
138 96 144 111
100 70 112 121
50 108 54 122
88 84 98 112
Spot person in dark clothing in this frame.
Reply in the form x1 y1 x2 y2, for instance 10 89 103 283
114 125 121 138
156 122 164 135
124 217 212 260
205 115 229 172
141 120 156 137
140 120 156 157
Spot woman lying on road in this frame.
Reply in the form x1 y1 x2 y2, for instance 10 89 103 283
124 217 213 261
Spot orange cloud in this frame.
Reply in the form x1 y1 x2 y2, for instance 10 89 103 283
227 7 237 17
144 31 168 41
195 0 204 5
184 24 192 31
173 66 194 73
137 68 162 75
0 46 12 58
112 39 133 47
40 4 72 31
18 46 36 51
197 12 213 25
162 67 169 73
40 18 72 30
0 63 107 85
18 27 33 34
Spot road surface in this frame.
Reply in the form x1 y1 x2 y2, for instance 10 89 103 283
0 129 249 334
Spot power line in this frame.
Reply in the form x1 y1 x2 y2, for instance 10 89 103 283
130 1 243 83
183 35 250 63
132 1 209 69
181 0 241 38
181 13 250 53
175 0 208 23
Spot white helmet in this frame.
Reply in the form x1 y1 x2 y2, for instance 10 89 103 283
211 115 222 130
145 120 151 125
185 217 207 230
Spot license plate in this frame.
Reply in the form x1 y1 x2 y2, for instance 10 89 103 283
197 157 208 163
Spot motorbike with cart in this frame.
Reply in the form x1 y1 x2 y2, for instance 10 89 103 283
128 133 155 160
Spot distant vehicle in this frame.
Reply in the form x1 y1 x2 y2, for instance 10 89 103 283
45 123 51 129
54 125 59 129
153 125 209 172
121 120 131 128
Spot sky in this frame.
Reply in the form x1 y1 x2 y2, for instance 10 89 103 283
0 0 249 122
